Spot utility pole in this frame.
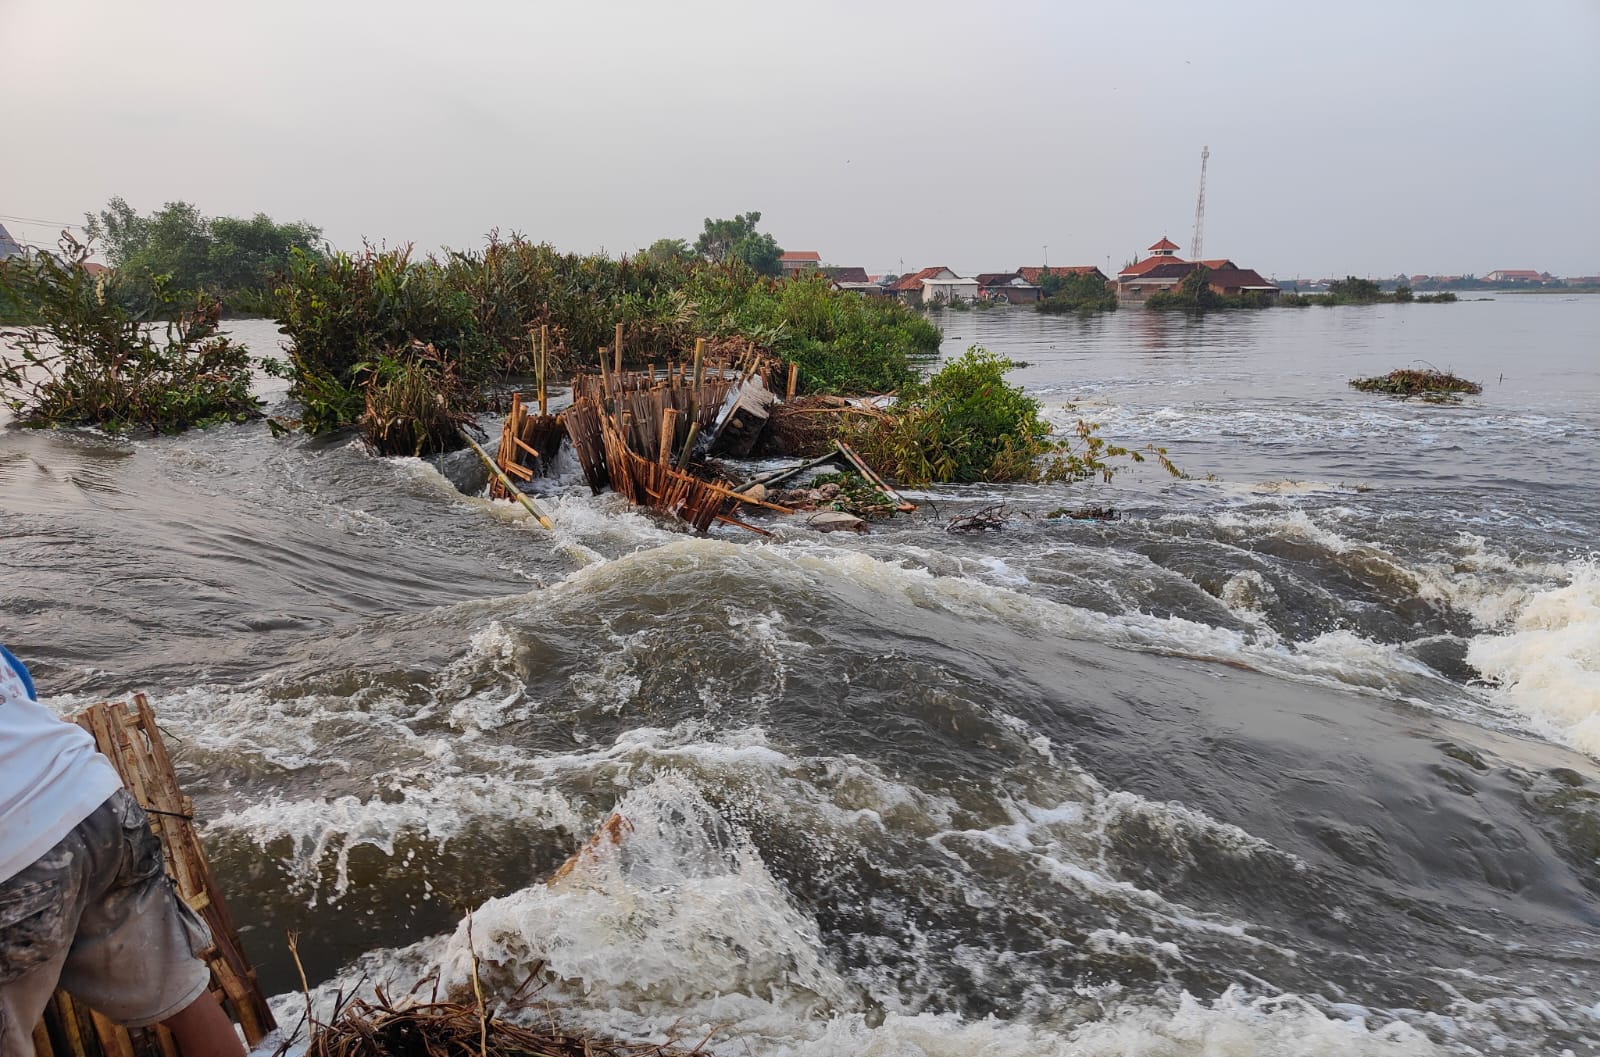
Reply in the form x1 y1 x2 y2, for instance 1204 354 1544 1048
1043 244 1048 269
1190 145 1210 260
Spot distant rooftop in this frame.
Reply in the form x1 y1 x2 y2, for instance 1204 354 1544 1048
0 223 22 259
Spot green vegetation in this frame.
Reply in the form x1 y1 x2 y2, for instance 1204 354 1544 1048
1145 266 1274 311
266 232 941 434
843 346 1177 485
1035 269 1117 313
692 212 783 276
85 197 323 313
1281 279 1458 307
808 471 898 519
1349 368 1482 401
358 343 476 457
0 235 260 432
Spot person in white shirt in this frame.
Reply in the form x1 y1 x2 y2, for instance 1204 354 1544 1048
0 644 245 1057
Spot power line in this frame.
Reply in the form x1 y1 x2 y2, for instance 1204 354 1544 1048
0 213 88 230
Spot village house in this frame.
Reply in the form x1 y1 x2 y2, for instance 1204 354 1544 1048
974 272 1042 303
1115 236 1278 305
891 266 961 306
825 266 889 296
1483 269 1551 283
779 250 821 276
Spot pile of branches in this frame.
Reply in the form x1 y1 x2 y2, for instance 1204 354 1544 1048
294 990 710 1057
763 396 887 457
1349 368 1482 400
946 504 1013 533
281 930 713 1057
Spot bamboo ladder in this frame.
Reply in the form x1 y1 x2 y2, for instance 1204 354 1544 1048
31 695 275 1057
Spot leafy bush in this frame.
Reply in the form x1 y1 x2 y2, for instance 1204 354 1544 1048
1036 270 1117 314
359 343 476 456
843 346 1177 485
0 235 259 432
270 246 491 433
692 270 941 392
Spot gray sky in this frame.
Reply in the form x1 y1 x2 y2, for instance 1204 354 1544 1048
4 0 1597 279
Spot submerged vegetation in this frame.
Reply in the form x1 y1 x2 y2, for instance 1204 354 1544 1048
1035 268 1118 314
1145 267 1275 311
1281 278 1459 307
0 235 260 432
1350 367 1482 401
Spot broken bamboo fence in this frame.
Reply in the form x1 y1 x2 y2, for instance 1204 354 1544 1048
32 695 274 1057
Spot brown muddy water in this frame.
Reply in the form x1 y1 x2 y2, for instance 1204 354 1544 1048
3 296 1599 1055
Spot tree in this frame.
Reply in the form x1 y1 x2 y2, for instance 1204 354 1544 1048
693 211 783 276
642 237 694 265
84 198 323 301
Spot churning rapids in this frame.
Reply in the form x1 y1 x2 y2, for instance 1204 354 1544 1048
3 297 1599 1055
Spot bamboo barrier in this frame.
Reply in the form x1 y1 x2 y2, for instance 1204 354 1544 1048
32 696 275 1057
489 393 565 496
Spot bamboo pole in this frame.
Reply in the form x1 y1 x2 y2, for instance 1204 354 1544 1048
613 322 624 376
538 325 549 416
461 431 556 530
786 363 799 401
676 338 707 468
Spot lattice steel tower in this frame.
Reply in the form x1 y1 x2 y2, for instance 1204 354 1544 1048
1190 146 1210 260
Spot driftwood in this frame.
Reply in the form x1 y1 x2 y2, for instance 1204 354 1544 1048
33 696 274 1057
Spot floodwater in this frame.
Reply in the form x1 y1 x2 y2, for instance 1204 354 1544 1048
3 296 1599 1055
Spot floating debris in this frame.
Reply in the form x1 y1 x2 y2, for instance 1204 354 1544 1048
1046 505 1119 521
1349 368 1482 400
946 504 1013 533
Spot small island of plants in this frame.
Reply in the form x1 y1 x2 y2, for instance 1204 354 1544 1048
1349 367 1482 401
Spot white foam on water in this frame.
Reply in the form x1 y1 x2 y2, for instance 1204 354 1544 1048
767 540 1455 706
209 774 583 898
433 775 856 1014
1466 557 1600 756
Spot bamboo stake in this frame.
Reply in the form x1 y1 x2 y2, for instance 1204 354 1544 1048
613 322 624 376
538 325 549 416
461 431 556 530
676 338 707 468
786 362 799 401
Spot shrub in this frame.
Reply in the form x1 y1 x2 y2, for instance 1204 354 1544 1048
358 343 476 456
0 235 259 432
843 346 1177 485
696 270 940 393
270 246 492 433
1349 368 1481 400
1036 270 1117 313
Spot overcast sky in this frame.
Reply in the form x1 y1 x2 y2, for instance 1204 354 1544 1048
3 0 1597 278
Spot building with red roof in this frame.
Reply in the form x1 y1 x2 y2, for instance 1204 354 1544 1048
779 250 822 276
1115 236 1277 305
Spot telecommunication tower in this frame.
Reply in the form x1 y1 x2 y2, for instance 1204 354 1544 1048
1190 145 1210 260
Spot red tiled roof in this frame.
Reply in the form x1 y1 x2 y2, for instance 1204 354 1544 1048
1119 256 1180 277
780 251 821 262
1198 259 1235 270
1149 236 1181 252
1018 265 1104 284
892 266 951 291
975 271 1022 286
1205 268 1277 290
